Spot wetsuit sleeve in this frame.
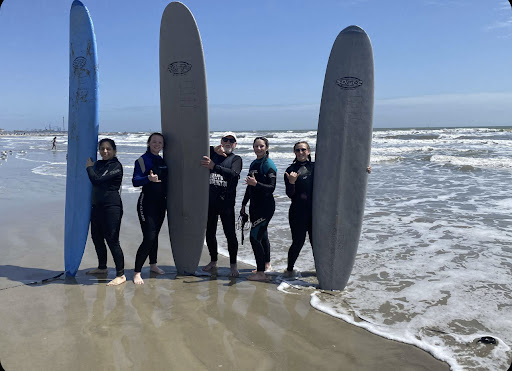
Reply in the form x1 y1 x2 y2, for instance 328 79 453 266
87 161 123 185
214 156 242 179
255 167 276 194
132 157 150 187
284 165 295 199
242 185 251 207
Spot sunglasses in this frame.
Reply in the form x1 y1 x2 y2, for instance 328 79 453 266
294 148 308 153
222 137 236 143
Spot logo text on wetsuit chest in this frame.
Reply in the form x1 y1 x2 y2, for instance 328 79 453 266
210 173 227 187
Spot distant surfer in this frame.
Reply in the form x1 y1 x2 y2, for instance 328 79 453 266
52 136 57 150
241 137 277 281
200 132 242 277
132 133 168 285
85 138 126 286
283 141 314 278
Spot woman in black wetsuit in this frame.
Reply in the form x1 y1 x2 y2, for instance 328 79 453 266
86 138 126 286
241 137 277 282
283 141 314 278
132 133 168 285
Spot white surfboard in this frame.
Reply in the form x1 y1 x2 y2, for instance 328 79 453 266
159 2 209 275
312 25 374 291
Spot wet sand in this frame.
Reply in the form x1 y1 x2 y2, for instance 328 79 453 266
0 196 449 370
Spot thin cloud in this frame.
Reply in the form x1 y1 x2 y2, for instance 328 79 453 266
486 18 512 30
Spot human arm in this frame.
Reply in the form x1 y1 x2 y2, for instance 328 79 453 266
254 167 277 194
284 166 297 198
86 161 123 185
214 156 242 179
132 156 151 187
241 183 251 211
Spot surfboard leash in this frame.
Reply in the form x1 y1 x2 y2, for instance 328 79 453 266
236 211 250 244
0 272 64 291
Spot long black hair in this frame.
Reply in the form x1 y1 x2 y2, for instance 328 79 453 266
292 141 311 163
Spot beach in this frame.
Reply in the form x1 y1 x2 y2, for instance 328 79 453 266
2 128 512 370
0 193 449 370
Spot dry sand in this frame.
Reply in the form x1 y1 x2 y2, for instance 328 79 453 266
0 195 449 370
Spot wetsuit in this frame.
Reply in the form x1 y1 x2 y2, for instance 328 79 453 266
132 150 168 273
206 146 242 264
284 160 314 272
242 156 277 272
86 157 125 277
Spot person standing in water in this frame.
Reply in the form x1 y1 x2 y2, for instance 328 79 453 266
200 132 242 277
283 141 314 278
52 137 57 150
241 137 277 281
85 138 126 286
132 133 168 285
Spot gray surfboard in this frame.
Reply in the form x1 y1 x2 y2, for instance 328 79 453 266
159 2 209 274
312 25 374 291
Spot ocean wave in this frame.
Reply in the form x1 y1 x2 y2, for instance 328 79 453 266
430 155 512 170
31 163 66 177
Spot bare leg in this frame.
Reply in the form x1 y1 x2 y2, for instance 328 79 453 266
202 261 217 272
86 268 108 275
107 275 126 286
150 264 165 274
252 262 272 273
133 272 144 285
247 271 267 281
229 263 239 277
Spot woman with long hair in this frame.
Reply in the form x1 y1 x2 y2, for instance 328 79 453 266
240 137 277 281
132 132 168 285
86 138 126 286
283 141 314 277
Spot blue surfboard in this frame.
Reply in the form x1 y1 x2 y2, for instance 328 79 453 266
64 0 99 276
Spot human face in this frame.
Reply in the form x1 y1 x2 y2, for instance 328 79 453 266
99 142 115 161
221 136 236 154
253 139 267 159
294 143 310 162
149 135 164 155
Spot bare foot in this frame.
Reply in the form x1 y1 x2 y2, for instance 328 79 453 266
247 272 268 281
86 268 108 275
202 261 217 272
283 269 296 279
229 264 239 277
133 272 144 285
150 264 165 274
252 263 272 273
107 275 126 286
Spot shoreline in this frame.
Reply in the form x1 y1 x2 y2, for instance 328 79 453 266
0 196 449 370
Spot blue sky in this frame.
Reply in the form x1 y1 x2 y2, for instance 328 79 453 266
1 0 512 132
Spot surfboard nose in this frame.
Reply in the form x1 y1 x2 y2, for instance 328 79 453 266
341 25 365 34
71 0 84 8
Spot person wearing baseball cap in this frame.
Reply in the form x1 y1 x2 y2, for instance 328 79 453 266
200 132 242 277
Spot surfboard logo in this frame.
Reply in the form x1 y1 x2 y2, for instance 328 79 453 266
168 61 192 75
336 77 363 90
72 57 86 69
